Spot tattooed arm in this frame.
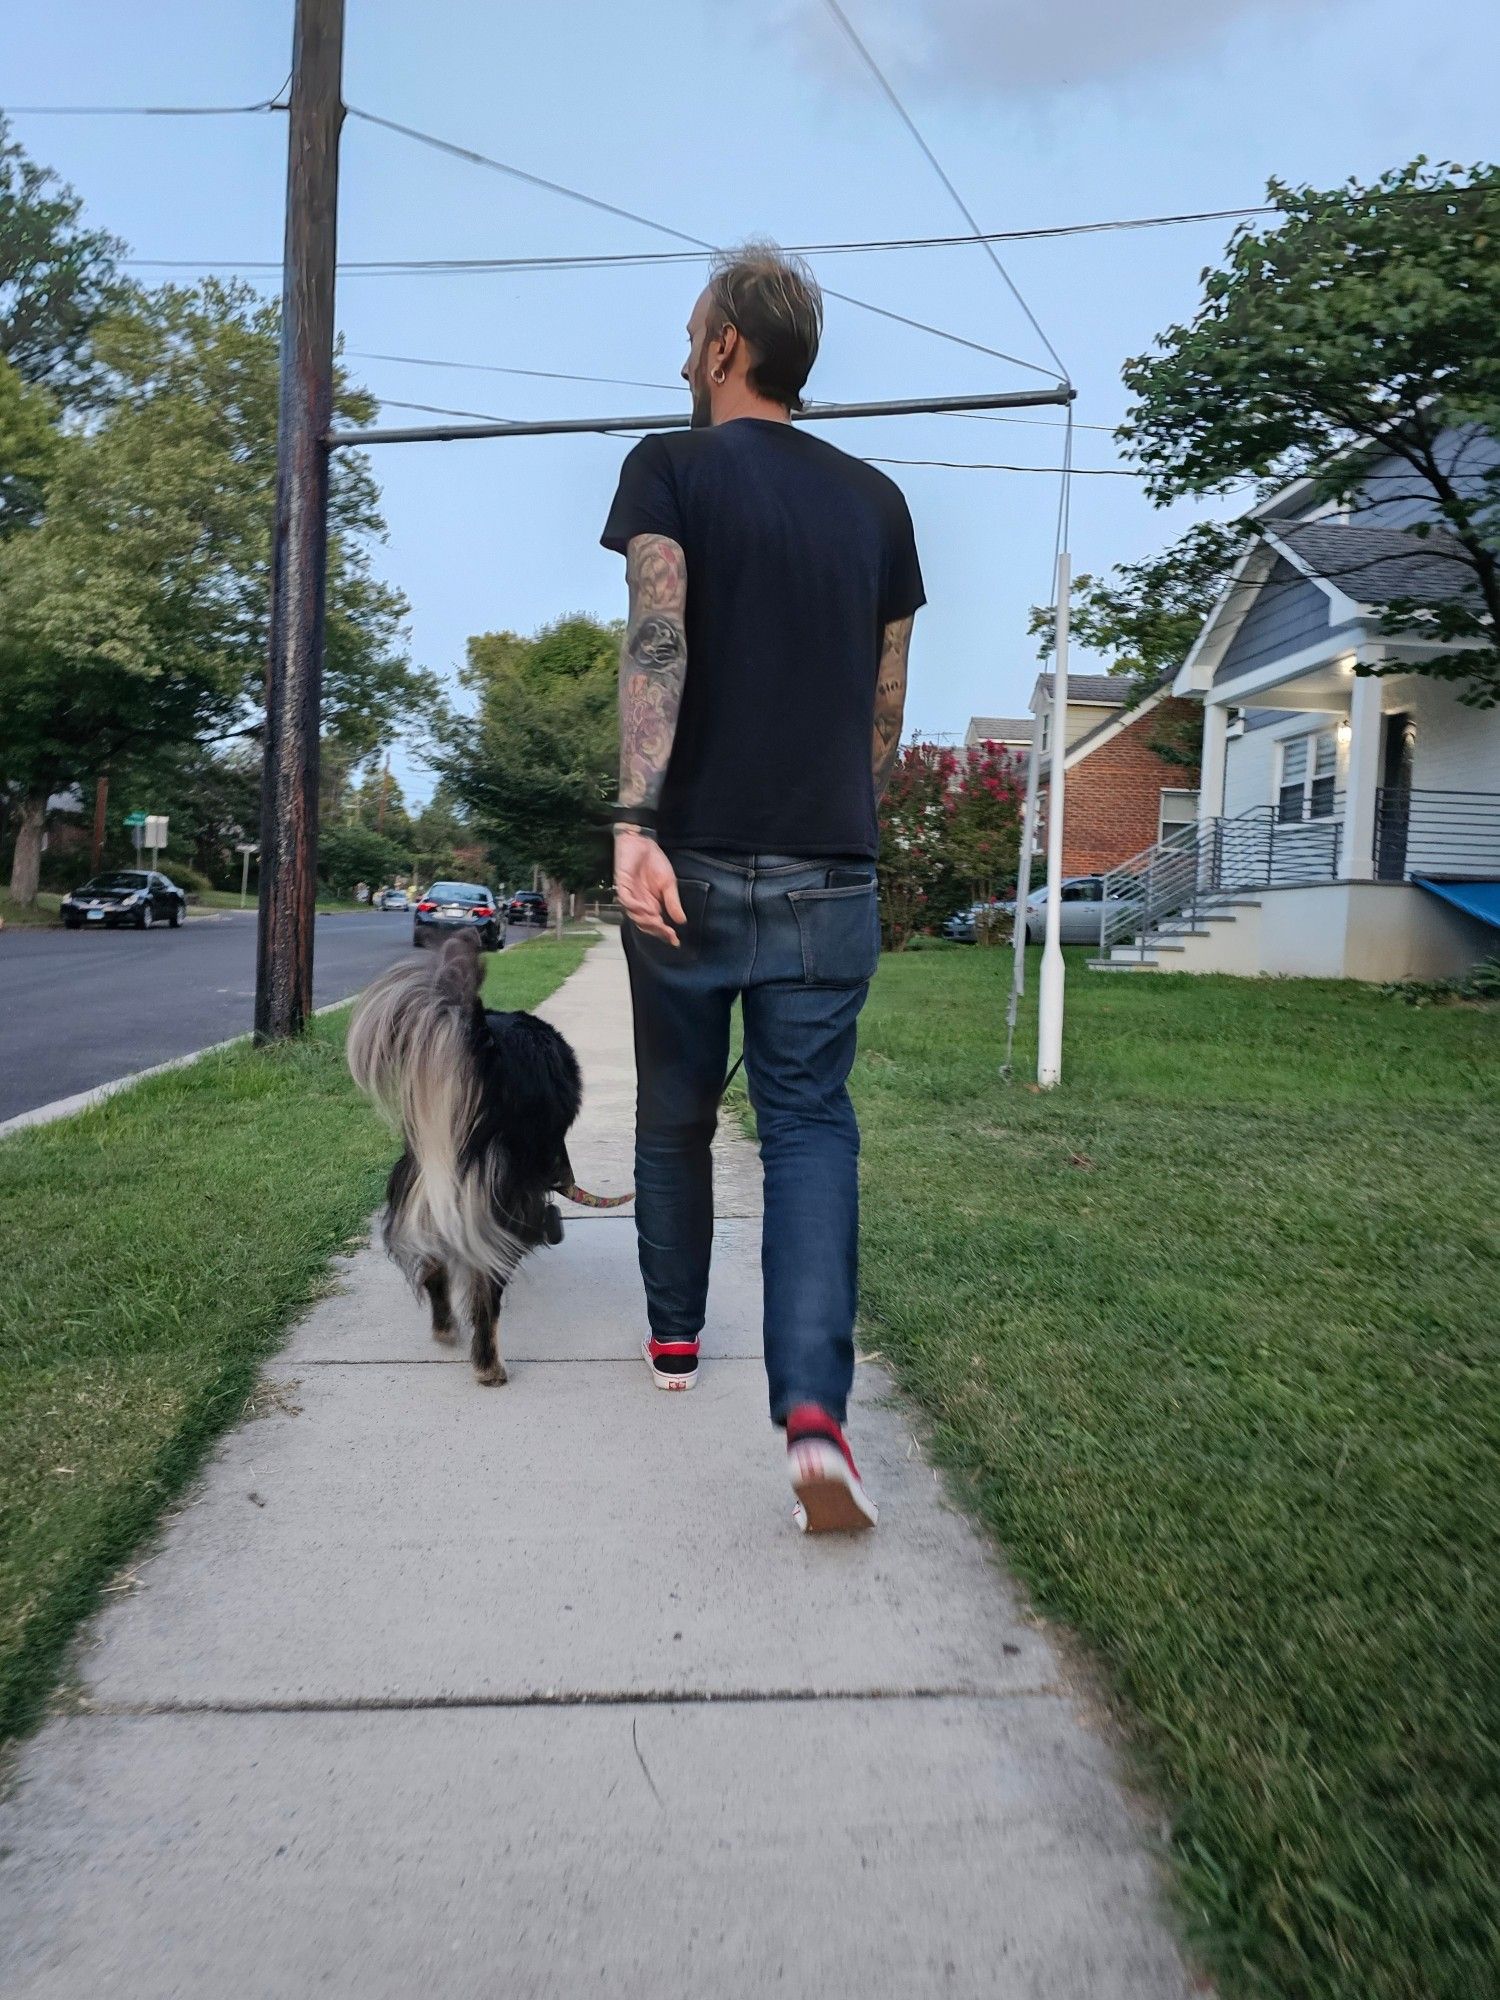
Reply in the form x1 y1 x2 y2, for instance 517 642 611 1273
614 532 689 945
872 615 915 799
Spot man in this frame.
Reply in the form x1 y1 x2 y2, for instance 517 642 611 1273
602 242 922 1533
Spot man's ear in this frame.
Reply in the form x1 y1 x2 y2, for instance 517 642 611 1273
714 322 740 376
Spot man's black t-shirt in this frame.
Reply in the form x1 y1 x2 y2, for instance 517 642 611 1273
601 418 924 860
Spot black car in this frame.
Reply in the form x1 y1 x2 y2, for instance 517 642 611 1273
61 869 186 931
507 890 548 926
412 881 504 951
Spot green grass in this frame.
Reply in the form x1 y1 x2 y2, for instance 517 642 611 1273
848 950 1500 2000
0 934 592 1747
0 894 63 928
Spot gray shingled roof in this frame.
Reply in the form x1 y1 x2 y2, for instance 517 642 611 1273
1037 672 1129 705
1276 521 1478 607
965 715 1033 746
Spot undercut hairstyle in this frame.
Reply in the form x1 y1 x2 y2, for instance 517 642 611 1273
706 241 824 412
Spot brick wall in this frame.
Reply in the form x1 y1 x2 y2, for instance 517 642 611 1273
1038 699 1201 876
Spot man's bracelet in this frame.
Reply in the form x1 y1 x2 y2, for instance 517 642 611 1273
611 804 658 830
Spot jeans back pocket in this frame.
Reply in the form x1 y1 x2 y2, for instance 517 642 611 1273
787 876 880 986
628 877 711 967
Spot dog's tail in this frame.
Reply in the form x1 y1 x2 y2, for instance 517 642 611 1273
347 934 523 1284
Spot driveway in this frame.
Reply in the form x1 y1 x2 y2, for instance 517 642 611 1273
0 910 433 1122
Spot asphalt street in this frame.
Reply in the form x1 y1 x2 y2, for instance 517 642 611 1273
0 909 464 1123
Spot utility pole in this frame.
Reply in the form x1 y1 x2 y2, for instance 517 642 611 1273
90 771 109 874
254 0 346 1041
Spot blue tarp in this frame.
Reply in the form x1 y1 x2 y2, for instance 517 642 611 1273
1413 876 1500 931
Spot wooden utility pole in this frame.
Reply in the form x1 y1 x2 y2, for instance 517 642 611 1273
90 771 109 874
255 0 346 1041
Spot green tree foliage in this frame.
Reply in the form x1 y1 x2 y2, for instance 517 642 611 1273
316 822 413 898
0 355 58 538
0 114 125 402
1120 159 1500 702
444 614 618 893
0 277 423 901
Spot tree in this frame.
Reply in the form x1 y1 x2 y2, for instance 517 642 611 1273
0 279 425 901
317 822 412 898
0 355 58 538
444 615 618 896
1120 159 1500 703
1027 522 1243 767
0 115 125 403
877 744 958 950
947 742 1024 934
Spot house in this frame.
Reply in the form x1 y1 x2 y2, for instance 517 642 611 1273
964 715 1033 757
1022 674 1203 877
1094 439 1499 977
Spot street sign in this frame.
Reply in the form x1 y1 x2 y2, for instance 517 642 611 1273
123 810 146 828
144 815 168 849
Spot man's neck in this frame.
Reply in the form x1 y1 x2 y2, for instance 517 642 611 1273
711 384 792 427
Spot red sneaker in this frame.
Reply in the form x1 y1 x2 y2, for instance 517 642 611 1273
785 1404 878 1532
642 1334 699 1392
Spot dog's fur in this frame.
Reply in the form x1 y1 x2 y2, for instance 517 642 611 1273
347 932 582 1383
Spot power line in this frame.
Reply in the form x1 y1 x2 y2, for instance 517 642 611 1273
344 102 1059 382
865 453 1134 476
819 0 1068 383
2 96 284 116
351 350 685 395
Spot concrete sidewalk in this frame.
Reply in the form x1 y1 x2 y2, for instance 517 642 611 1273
0 930 1196 1999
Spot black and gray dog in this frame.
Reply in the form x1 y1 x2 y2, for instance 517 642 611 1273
347 932 583 1385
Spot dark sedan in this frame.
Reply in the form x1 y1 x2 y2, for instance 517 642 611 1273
61 869 186 931
412 882 504 951
507 890 548 926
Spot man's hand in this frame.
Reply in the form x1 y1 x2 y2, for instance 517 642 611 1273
614 830 686 946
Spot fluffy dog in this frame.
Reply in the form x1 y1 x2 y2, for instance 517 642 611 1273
347 932 583 1384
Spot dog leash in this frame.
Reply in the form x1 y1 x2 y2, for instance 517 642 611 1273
559 1055 746 1209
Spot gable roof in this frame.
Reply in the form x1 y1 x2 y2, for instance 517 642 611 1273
1273 520 1477 608
1036 676 1180 782
1036 672 1130 707
965 715 1033 746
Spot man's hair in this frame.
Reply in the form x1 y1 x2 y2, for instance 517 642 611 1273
706 242 823 411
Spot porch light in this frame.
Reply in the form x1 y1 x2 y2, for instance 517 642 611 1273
1336 718 1352 746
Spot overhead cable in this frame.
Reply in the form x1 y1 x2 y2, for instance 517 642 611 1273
344 102 1058 381
819 0 1068 382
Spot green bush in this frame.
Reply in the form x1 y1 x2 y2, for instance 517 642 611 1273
317 824 413 897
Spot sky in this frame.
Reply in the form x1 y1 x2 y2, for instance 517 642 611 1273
8 0 1500 804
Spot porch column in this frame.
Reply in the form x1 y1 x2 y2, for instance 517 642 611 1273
1199 701 1228 821
1339 670 1383 880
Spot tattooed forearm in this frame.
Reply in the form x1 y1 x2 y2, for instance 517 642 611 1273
872 614 914 798
619 533 688 814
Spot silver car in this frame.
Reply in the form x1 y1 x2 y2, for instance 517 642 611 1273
1011 876 1130 945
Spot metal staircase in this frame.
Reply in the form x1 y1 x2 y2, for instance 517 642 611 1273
1091 806 1343 969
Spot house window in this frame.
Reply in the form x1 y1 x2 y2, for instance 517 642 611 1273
1039 710 1052 753
1309 732 1337 819
1276 731 1337 823
1159 789 1200 846
1277 737 1308 822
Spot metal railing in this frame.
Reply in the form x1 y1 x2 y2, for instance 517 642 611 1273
1098 805 1343 960
1373 788 1500 881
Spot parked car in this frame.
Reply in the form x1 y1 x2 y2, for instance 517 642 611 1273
374 887 410 911
412 881 504 951
507 890 548 926
60 869 186 931
942 900 1006 943
1008 875 1134 945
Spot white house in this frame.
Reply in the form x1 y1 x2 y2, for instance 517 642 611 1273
1093 440 1500 977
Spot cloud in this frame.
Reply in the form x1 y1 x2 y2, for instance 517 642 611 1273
791 0 1348 95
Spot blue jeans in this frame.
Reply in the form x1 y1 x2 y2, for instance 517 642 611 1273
622 850 880 1426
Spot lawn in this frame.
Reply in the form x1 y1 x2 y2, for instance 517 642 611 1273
849 949 1500 2000
0 935 592 1747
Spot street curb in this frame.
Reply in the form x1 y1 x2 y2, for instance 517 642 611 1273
0 996 357 1143
0 927 558 1142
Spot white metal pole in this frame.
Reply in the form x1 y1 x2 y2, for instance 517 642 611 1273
1010 710 1043 1001
1037 551 1071 1088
